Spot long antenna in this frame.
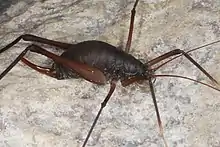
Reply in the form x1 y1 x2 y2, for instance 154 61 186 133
152 74 220 92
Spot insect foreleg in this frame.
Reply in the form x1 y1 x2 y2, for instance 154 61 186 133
121 76 146 87
154 40 220 71
148 77 168 147
146 49 218 84
121 76 168 147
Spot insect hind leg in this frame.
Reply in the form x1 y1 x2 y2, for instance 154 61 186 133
21 58 56 78
0 34 72 54
52 62 80 79
23 44 106 84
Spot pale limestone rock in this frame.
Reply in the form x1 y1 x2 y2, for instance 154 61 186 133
0 0 220 147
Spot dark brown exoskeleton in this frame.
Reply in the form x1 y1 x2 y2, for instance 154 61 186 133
1 0 220 146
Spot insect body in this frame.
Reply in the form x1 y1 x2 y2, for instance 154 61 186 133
0 0 220 147
54 40 147 81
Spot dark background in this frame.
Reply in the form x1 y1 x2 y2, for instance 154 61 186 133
0 0 18 14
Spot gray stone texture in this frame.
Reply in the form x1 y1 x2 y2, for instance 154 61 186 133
0 0 220 147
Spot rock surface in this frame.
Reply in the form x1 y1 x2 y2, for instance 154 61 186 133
0 0 220 147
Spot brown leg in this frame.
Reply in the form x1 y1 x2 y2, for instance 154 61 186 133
0 45 56 80
0 34 72 54
1 44 106 84
121 76 145 87
148 77 168 147
21 58 56 78
125 0 140 53
146 49 218 84
82 80 117 147
26 44 106 84
26 45 114 146
0 47 29 80
121 77 168 147
154 39 220 71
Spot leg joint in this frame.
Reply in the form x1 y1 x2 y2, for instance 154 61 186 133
172 49 185 55
101 102 106 108
21 34 33 41
27 44 42 53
